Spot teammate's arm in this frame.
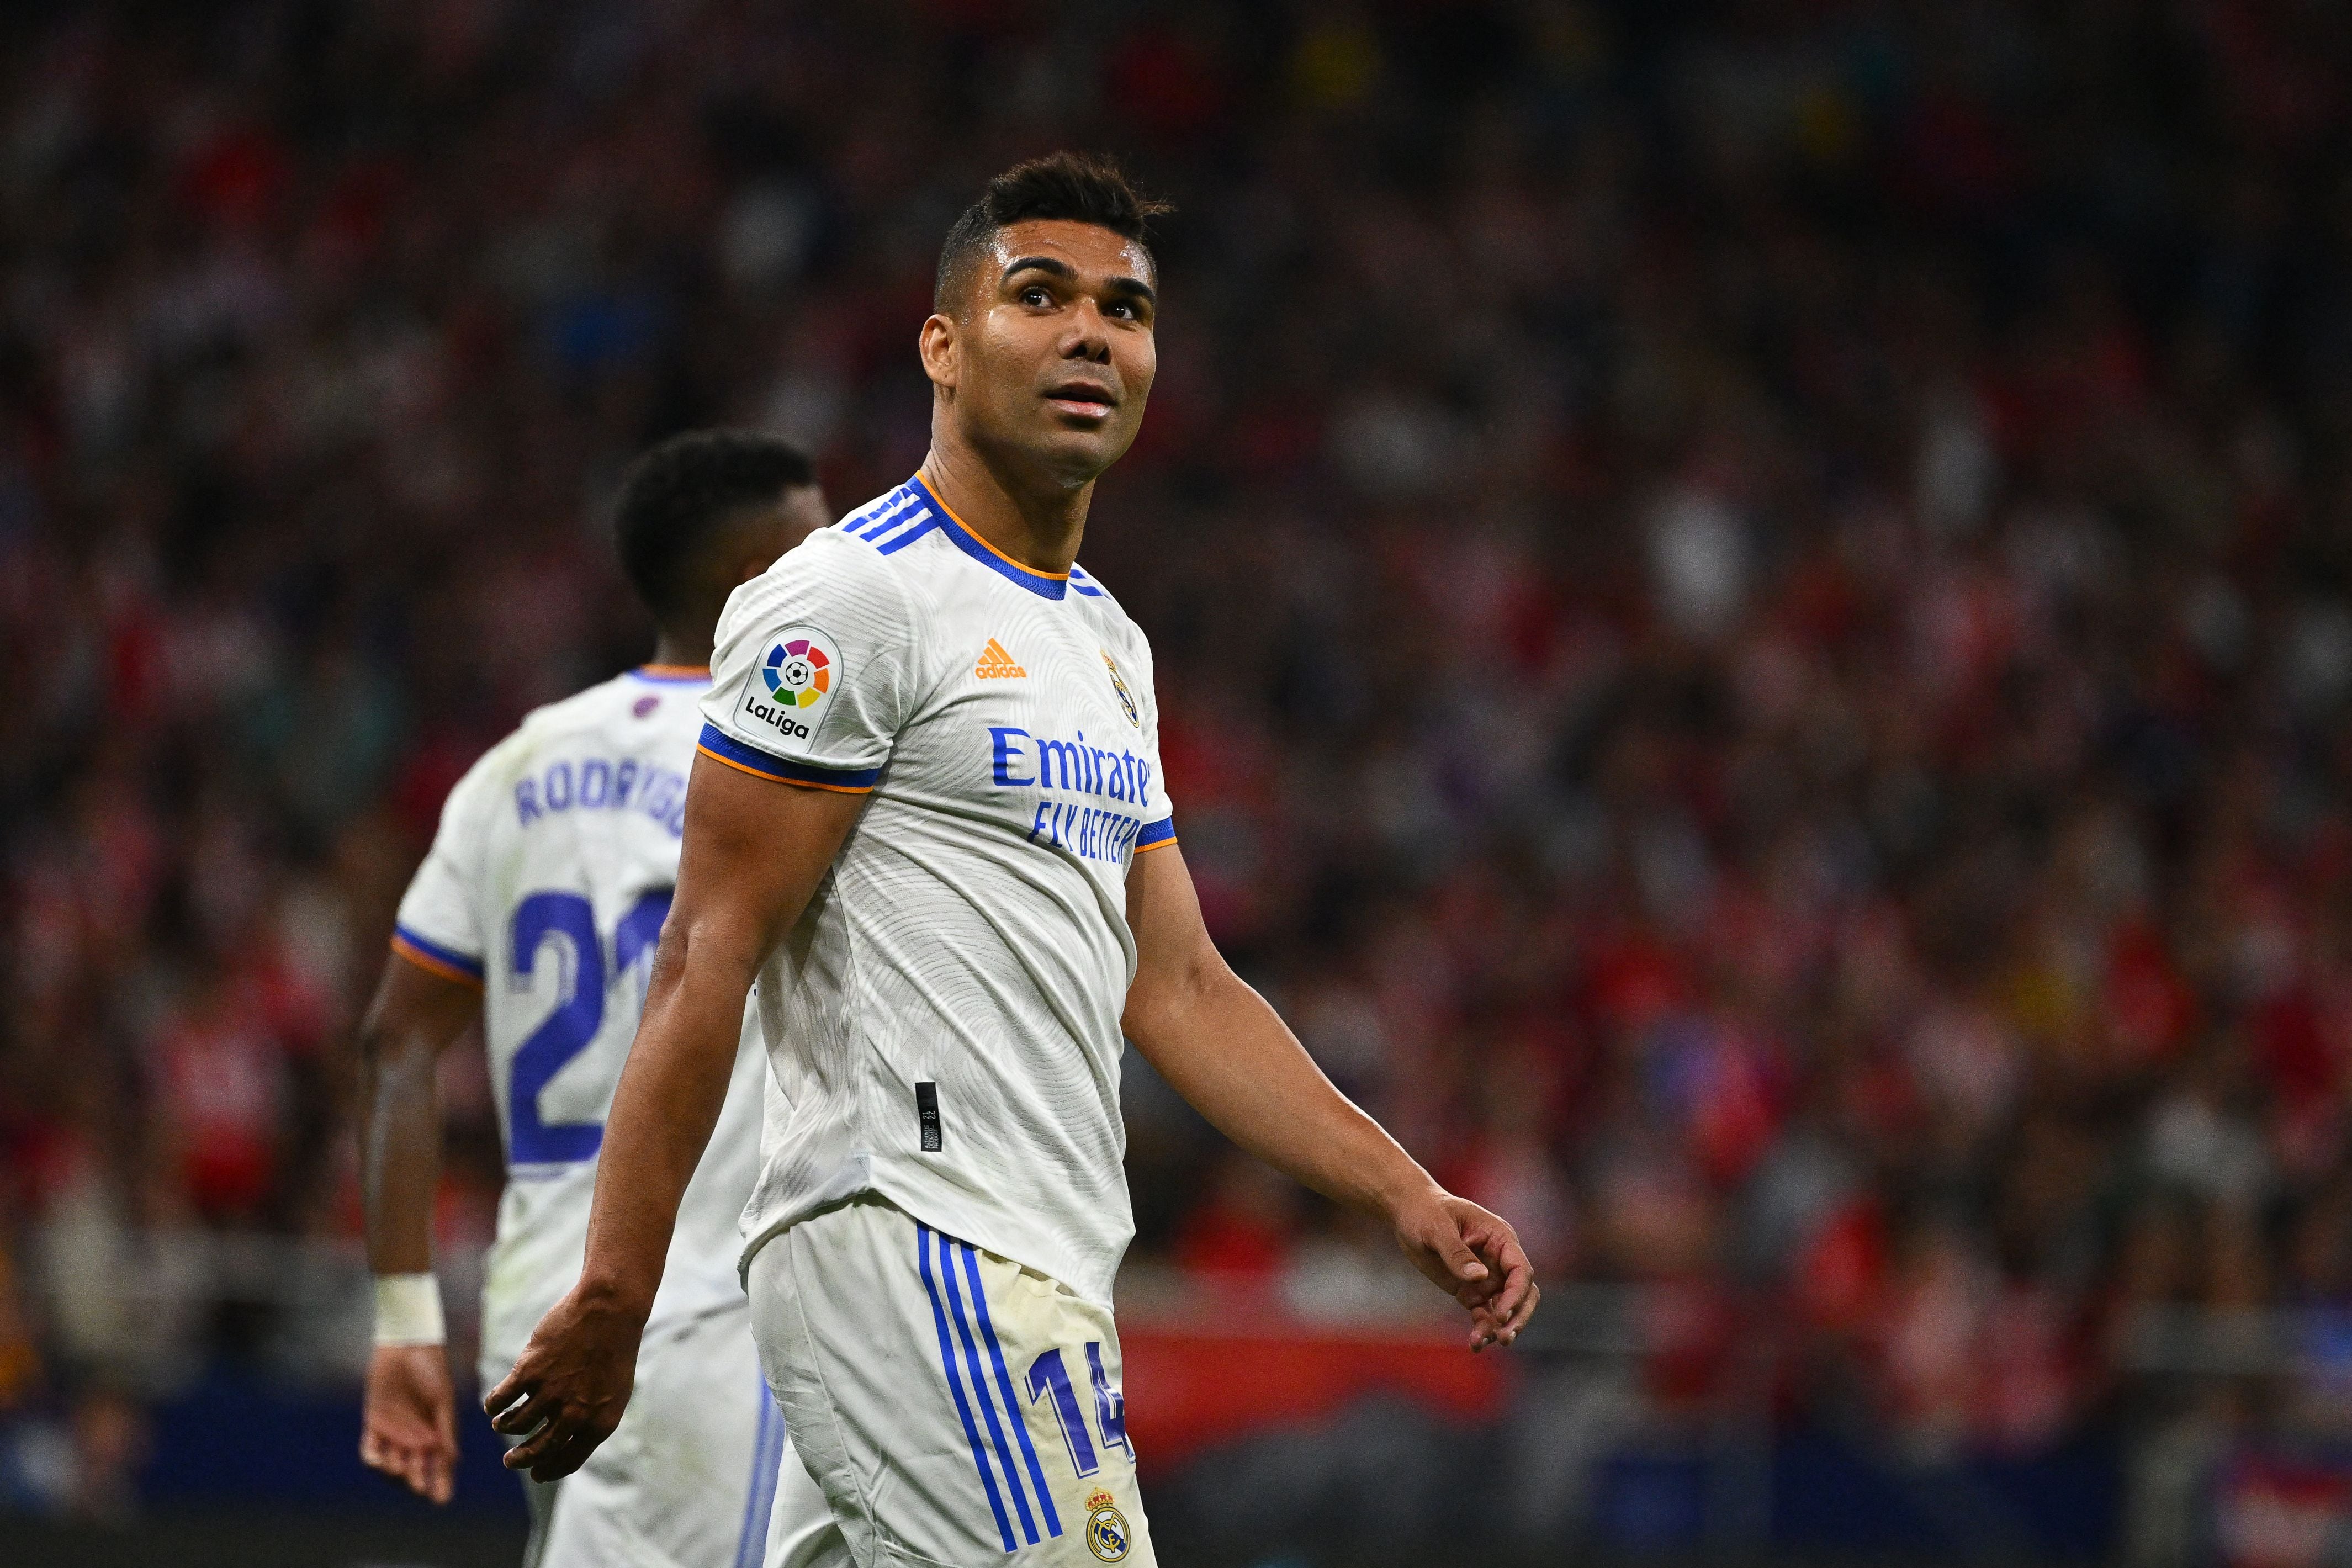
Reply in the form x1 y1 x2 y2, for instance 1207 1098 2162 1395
1121 843 1540 1350
485 755 865 1481
356 954 484 1502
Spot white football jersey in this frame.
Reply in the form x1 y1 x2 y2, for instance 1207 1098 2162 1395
393 668 768 1386
698 474 1177 1305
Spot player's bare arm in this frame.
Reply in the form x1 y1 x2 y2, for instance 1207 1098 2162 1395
485 754 863 1481
1121 843 1540 1351
355 953 482 1502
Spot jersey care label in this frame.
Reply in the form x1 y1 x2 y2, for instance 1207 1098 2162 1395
915 1081 942 1151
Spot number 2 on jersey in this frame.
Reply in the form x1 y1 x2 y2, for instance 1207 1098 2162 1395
507 888 672 1166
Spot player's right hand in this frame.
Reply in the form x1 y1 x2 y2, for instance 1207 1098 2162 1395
1389 1186 1541 1352
483 1283 643 1481
361 1344 458 1503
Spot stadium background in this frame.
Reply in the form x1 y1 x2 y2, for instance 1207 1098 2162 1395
3 1 2351 1564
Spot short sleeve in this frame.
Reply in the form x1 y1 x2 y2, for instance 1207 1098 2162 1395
391 760 494 986
1126 633 1178 854
697 531 924 794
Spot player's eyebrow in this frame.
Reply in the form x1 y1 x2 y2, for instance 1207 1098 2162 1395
1002 256 1076 285
1002 255 1157 305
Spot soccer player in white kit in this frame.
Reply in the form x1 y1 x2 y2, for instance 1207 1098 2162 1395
357 431 834 1566
488 156 1541 1567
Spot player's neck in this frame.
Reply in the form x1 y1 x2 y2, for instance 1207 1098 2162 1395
918 442 1092 576
647 631 711 671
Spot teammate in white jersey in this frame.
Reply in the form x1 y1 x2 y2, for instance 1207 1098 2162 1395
490 155 1541 1566
357 431 834 1566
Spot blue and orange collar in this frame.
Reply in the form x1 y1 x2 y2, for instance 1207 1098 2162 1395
843 475 1109 601
910 474 1072 602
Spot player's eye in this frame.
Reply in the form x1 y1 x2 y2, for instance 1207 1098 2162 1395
1105 300 1136 320
1019 284 1053 308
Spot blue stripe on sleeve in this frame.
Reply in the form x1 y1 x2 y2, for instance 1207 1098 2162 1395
391 925 484 981
696 724 882 790
1134 818 1176 850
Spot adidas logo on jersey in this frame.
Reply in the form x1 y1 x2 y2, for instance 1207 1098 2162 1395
974 638 1027 679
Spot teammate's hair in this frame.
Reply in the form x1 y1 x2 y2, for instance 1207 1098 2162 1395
934 152 1172 314
613 429 815 626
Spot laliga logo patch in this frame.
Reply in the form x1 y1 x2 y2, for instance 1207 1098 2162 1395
737 627 839 751
1084 1488 1131 1561
764 638 831 706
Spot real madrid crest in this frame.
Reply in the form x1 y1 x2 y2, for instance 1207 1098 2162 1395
1084 1487 1132 1561
1101 652 1140 729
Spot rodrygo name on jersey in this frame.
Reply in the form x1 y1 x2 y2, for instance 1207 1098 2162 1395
392 668 770 1387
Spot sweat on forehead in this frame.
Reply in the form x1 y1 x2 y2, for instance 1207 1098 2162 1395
931 152 1170 314
993 226 1156 288
936 220 1159 317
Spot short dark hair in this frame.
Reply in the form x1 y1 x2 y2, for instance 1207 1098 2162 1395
934 152 1172 313
613 429 815 624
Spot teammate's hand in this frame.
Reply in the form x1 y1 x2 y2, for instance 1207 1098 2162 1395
483 1285 643 1481
1389 1187 1540 1352
361 1344 459 1503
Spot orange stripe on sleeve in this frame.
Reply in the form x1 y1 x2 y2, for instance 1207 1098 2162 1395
390 935 486 988
695 744 876 794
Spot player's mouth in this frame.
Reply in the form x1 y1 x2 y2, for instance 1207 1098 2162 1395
1042 380 1118 420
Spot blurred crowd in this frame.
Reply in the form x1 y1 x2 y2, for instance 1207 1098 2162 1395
2 0 2351 1522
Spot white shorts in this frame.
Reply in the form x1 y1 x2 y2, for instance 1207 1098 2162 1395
521 1300 833 1568
746 1197 1153 1567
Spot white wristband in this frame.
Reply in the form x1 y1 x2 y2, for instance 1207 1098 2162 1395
373 1273 446 1348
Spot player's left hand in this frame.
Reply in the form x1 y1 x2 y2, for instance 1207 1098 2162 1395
361 1344 458 1502
483 1283 644 1481
1389 1187 1540 1352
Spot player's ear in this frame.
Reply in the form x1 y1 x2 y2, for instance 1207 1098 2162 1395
918 313 959 395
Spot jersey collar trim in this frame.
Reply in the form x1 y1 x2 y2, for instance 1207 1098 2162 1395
910 474 1071 601
630 664 712 684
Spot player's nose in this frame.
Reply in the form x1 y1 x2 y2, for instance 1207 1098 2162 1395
1058 301 1114 363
